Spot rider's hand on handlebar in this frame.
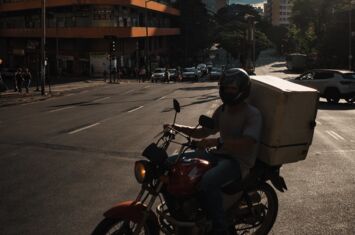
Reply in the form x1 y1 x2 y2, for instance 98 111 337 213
196 138 218 150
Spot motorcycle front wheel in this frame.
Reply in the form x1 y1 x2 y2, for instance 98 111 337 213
233 183 278 235
91 218 157 235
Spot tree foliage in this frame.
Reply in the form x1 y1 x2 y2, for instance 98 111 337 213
288 0 354 68
214 4 272 60
174 0 215 65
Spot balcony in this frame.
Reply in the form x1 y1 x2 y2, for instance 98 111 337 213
0 0 180 16
0 26 181 38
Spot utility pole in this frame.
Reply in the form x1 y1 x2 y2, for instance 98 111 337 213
41 0 46 95
349 1 355 71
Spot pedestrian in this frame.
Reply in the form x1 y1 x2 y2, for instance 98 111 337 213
103 70 107 82
164 67 169 83
23 68 32 93
138 66 146 83
117 67 122 83
134 67 139 82
114 67 120 83
13 69 18 92
15 67 24 93
0 71 7 92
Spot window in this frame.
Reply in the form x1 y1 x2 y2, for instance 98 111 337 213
298 72 313 80
314 72 334 80
343 73 355 79
93 8 113 20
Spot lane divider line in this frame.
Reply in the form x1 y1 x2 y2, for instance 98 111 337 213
125 89 136 94
49 106 74 113
143 85 151 89
158 96 166 100
68 122 101 135
93 96 111 102
128 106 144 113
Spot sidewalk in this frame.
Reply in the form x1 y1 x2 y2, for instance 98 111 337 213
0 78 134 107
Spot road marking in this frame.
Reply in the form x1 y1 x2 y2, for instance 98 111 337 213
68 122 101 135
158 96 166 100
127 106 144 113
125 89 136 94
143 85 151 89
66 93 74 97
93 96 111 102
326 131 339 140
326 130 344 141
329 131 345 140
48 106 74 113
21 103 32 106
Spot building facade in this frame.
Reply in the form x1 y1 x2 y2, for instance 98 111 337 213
0 0 180 77
264 0 293 26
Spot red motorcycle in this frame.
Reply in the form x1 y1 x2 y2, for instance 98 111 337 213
92 99 287 235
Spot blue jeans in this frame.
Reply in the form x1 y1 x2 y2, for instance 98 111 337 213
166 150 241 234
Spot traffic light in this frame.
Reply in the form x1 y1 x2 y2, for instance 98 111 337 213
110 40 116 53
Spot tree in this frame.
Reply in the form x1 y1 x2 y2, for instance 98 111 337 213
214 4 271 61
289 0 353 68
174 0 215 65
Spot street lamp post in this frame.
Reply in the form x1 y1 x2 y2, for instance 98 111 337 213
41 0 46 95
145 0 153 80
349 1 355 70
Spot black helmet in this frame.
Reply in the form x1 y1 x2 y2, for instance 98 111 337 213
219 68 251 106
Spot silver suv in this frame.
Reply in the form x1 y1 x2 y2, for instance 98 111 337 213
291 69 355 103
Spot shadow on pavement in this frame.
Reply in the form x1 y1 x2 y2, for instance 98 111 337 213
50 101 90 107
271 69 301 75
178 85 218 91
318 101 355 110
162 96 219 112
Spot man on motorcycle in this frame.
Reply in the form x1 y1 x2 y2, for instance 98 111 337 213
165 68 262 235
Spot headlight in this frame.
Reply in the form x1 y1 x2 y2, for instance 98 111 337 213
134 160 151 184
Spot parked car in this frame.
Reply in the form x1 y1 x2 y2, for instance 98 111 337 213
151 68 170 82
168 68 179 81
289 69 355 103
181 67 200 81
209 67 223 80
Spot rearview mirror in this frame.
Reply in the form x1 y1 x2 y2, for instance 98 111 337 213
173 99 180 113
199 115 215 129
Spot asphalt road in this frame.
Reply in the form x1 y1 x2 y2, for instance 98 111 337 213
1 68 355 234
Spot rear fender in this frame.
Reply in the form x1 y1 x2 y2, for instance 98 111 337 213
268 169 288 192
103 200 159 228
253 161 287 192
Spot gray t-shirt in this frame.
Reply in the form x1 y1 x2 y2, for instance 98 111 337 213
211 102 263 176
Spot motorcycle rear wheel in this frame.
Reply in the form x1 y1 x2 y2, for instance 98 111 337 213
233 183 278 235
91 218 156 235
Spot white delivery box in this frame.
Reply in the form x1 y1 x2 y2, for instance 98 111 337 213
247 75 319 165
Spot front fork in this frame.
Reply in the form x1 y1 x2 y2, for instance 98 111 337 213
134 144 186 234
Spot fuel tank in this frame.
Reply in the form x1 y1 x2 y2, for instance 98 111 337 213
167 158 212 197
